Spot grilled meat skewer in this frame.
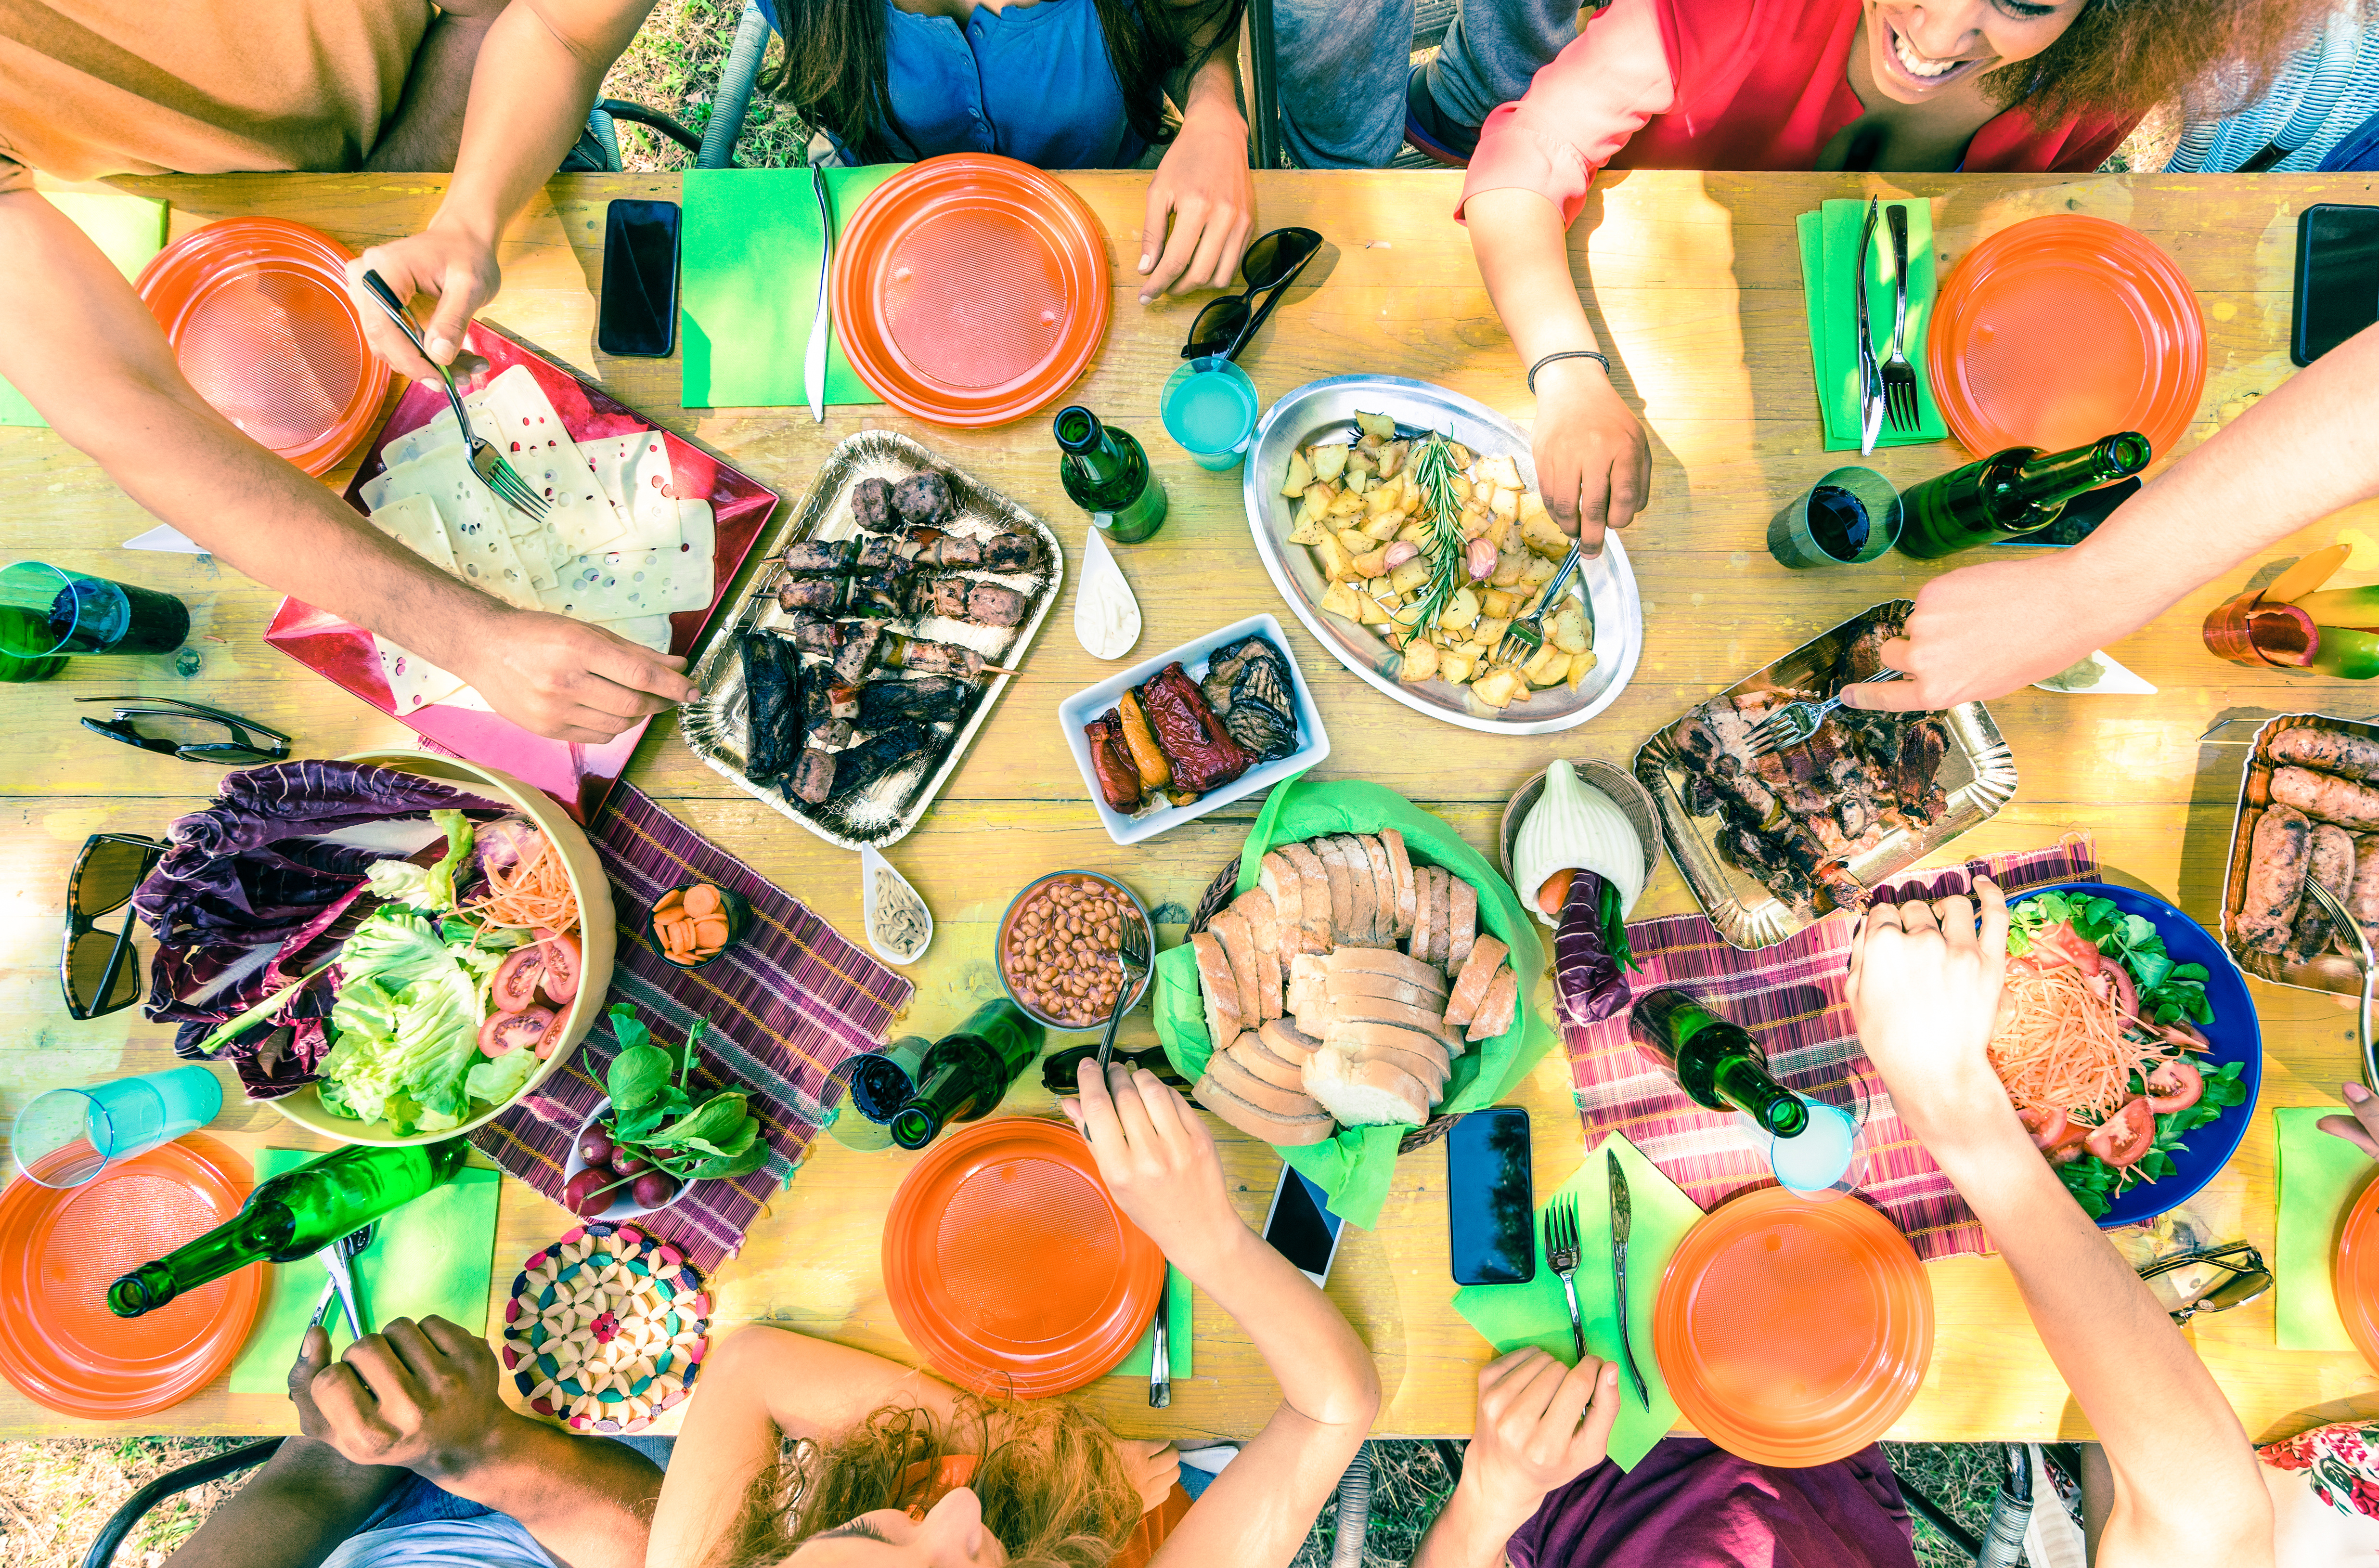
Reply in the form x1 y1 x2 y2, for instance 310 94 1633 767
857 675 978 729
916 575 1028 628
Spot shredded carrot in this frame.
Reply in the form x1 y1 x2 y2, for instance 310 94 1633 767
1987 966 2156 1117
467 829 580 936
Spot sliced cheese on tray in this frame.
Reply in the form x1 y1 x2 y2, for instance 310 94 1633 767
374 635 471 713
365 492 459 575
536 499 715 621
579 430 682 552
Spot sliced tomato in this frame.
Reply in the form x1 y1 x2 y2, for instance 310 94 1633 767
2031 922 2104 975
478 1005 557 1059
2083 1097 2157 1168
2006 955 2042 978
2085 961 2139 1019
533 929 582 1005
491 946 546 1014
2159 1022 2212 1053
2143 1059 2204 1114
2017 1106 2071 1151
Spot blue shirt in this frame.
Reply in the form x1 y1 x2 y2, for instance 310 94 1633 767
762 0 1147 168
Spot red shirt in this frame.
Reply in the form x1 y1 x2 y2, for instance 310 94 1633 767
1460 0 2136 224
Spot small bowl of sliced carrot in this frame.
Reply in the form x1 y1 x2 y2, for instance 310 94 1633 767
649 880 751 968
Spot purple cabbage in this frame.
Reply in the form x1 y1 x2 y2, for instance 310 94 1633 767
1553 870 1638 1027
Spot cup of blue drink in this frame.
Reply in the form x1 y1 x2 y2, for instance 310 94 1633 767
1767 467 1902 569
1763 1094 1866 1200
13 1064 224 1188
1161 357 1261 472
0 561 190 662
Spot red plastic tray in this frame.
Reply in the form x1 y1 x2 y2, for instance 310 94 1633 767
267 323 777 821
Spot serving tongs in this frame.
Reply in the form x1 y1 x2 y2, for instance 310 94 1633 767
2304 876 2378 1088
357 270 550 523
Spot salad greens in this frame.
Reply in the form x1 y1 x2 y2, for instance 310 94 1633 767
579 1004 769 1203
2057 1059 2249 1218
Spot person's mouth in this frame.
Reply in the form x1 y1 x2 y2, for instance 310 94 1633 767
1877 17 1990 90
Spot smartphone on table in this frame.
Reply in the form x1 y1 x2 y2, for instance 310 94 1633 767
2293 203 2379 366
1263 1164 1346 1287
1446 1104 1536 1286
598 198 681 358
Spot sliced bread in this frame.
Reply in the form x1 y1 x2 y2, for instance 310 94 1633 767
1444 934 1511 1028
1280 842 1334 952
1229 888 1286 1021
1190 932 1241 1048
1285 953 1327 1026
1302 1048 1430 1127
1447 879 1479 971
1195 1073 1337 1146
1207 911 1263 1029
1314 837 1356 945
1258 852 1304 946
1424 868 1454 968
1324 969 1449 1014
1229 1031 1309 1091
1331 995 1461 1049
1334 835 1380 945
1381 829 1417 940
1321 946 1448 994
1353 1038 1450 1099
1358 837 1397 944
1258 1019 1322 1066
1466 966 1519 1043
1208 1047 1330 1118
1332 1019 1463 1062
1409 868 1437 967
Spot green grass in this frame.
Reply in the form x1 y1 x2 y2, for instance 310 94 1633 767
0 1437 258 1568
596 0 813 171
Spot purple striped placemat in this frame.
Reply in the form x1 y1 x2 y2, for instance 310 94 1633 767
470 783 912 1270
1564 839 2100 1262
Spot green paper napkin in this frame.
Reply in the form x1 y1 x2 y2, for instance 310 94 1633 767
1796 197 1949 452
0 190 170 427
680 165 904 410
2276 1106 2377 1352
228 1152 502 1391
1109 1266 1193 1378
1150 777 1556 1231
1449 1136 1701 1472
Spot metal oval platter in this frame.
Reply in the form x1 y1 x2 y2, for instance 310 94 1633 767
1241 375 1643 735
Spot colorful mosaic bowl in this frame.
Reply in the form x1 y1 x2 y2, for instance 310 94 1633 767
500 1221 711 1434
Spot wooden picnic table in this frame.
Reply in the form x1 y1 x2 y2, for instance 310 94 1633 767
3 165 2377 1450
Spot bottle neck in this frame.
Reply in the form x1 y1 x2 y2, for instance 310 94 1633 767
889 1043 997 1150
107 1205 289 1316
1712 1059 1810 1137
1992 432 2152 526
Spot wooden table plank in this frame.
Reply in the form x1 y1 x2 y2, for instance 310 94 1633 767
3 168 2376 1443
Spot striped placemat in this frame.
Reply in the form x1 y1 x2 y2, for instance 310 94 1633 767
1564 839 2099 1261
471 783 912 1269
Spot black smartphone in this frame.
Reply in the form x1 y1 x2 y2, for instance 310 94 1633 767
1446 1105 1535 1286
2293 203 2379 366
598 198 681 358
1262 1165 1346 1287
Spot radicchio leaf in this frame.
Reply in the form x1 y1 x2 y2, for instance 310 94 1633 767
1554 870 1636 1027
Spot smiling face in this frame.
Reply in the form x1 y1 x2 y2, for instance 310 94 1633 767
784 1490 1012 1568
1862 0 2088 102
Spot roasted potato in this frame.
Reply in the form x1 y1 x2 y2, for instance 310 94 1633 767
1522 643 1570 687
1440 649 1476 686
1400 639 1441 683
1354 411 1397 442
1311 443 1349 483
1568 650 1599 689
1473 668 1525 710
1319 579 1361 620
1475 453 1524 491
1520 512 1572 557
1281 451 1315 498
1547 599 1590 655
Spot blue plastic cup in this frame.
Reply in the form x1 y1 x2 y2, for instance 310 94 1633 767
13 1064 223 1188
1764 1096 1866 1200
1161 357 1261 472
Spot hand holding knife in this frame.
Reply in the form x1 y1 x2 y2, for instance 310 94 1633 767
1608 1148 1650 1409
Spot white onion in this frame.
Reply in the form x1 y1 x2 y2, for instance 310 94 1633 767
1511 760 1645 927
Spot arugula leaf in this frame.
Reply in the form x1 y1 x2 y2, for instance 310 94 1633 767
608 1043 673 1112
684 1140 772 1181
648 1093 751 1151
609 1002 652 1055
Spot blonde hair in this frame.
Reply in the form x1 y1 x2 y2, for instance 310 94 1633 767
703 1395 1141 1568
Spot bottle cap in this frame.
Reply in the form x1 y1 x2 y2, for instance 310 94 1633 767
1053 406 1102 454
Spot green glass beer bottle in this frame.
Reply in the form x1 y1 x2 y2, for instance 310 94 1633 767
1055 406 1167 545
888 1002 1047 1151
1895 432 2151 559
1629 989 1808 1138
107 1139 470 1317
825 1036 930 1152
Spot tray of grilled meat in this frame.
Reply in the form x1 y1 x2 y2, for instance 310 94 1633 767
2217 712 2379 999
680 431 1064 850
1634 602 2018 948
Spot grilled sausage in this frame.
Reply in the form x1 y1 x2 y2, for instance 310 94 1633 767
2286 822 2356 964
2271 727 2379 784
2344 835 2379 959
892 471 955 526
2240 802 2313 955
849 477 897 533
2273 765 2379 829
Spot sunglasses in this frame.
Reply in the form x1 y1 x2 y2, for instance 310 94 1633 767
2135 1241 2272 1324
77 696 290 765
1182 228 1324 362
1042 1045 1192 1096
61 833 168 1020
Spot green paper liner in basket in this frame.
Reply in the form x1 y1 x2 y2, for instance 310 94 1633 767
1152 776 1556 1230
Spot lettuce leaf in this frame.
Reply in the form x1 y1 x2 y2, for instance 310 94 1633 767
361 810 476 915
317 907 506 1135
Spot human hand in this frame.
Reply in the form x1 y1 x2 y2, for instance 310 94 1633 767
347 229 502 382
2320 1082 2379 1157
302 1316 522 1480
1530 359 1649 550
1458 1348 1620 1530
288 1324 343 1442
1115 1438 1180 1515
1840 549 2112 713
1060 1060 1245 1275
452 611 700 745
1138 118 1255 304
1846 877 2026 1154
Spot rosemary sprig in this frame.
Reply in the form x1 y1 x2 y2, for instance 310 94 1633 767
1407 431 1467 630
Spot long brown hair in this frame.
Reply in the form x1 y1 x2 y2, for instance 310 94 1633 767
766 0 1245 162
702 1396 1142 1568
1983 0 2358 125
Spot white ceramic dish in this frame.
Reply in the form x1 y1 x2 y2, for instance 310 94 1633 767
1056 612 1331 846
562 1098 683 1222
860 845 932 967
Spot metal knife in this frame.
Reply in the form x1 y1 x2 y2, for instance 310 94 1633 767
1855 196 1884 457
805 164 834 425
1148 1286 1172 1408
1608 1148 1650 1410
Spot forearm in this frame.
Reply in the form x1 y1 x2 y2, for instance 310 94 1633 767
363 4 507 172
1174 49 1246 140
1184 1228 1377 1429
428 1412 661 1568
168 1437 403 1568
1466 188 1601 368
1412 1471 1528 1568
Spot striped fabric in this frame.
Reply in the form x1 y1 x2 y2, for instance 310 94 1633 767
470 784 912 1269
1563 840 2099 1261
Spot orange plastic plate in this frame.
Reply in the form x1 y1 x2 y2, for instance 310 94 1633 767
135 217 391 476
832 155 1111 429
883 1116 1162 1397
1927 214 2204 466
1654 1185 1933 1467
2334 1172 2379 1374
0 1134 262 1420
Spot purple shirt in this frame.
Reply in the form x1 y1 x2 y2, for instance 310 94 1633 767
1506 1440 1920 1568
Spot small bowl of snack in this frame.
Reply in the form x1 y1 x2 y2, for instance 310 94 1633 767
649 880 751 968
997 870 1155 1032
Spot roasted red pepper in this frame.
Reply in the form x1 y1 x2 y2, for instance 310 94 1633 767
1138 663 1254 794
1084 712 1144 812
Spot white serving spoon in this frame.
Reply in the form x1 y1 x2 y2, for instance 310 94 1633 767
1074 526 1142 660
860 845 932 966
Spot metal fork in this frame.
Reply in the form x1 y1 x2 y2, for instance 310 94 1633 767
1542 1192 1584 1363
1744 670 1906 759
1493 541 1585 667
356 271 550 523
1880 205 1920 433
2306 877 2377 1087
1096 916 1155 1070
307 1221 378 1339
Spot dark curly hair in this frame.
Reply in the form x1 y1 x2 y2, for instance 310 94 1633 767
1985 0 2367 125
